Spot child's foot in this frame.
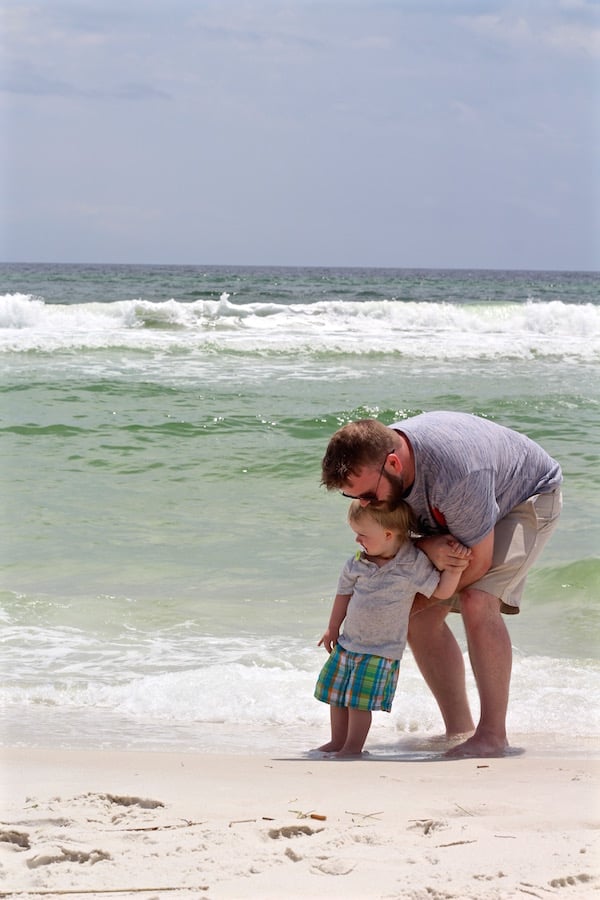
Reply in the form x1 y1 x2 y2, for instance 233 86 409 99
333 748 368 759
313 740 343 753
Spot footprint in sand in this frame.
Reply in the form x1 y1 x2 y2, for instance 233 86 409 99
26 847 111 869
0 830 31 850
268 824 324 839
549 873 594 888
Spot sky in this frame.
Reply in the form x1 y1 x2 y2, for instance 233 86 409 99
1 0 599 270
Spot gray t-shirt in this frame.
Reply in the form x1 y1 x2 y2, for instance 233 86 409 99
336 540 440 660
393 411 563 546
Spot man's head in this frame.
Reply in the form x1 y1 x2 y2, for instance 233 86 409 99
321 419 409 509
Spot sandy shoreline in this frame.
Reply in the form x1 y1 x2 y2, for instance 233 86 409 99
1 745 598 899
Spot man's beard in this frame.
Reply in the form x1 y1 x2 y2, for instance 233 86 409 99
372 471 408 510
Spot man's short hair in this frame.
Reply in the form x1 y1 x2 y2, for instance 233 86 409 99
321 419 394 489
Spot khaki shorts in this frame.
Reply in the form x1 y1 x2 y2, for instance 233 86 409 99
450 488 562 615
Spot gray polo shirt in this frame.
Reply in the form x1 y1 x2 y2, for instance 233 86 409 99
336 541 440 660
393 411 562 546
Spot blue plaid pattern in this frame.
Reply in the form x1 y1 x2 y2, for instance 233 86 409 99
314 644 399 712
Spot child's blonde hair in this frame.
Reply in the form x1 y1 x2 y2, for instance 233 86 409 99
348 500 413 543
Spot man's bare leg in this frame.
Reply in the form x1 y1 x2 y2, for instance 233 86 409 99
408 604 475 738
447 588 511 758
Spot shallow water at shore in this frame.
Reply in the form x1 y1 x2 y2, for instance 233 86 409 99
1 264 599 753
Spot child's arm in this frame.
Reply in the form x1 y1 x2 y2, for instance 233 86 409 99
431 540 471 600
317 593 351 653
416 534 471 571
410 541 471 616
431 539 471 600
433 566 464 600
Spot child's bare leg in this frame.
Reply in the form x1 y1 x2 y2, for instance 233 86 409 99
335 709 372 757
316 706 348 752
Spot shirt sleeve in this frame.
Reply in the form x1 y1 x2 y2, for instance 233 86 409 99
410 548 444 598
336 556 360 596
434 469 499 546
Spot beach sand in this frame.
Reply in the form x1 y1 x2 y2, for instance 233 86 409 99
1 744 598 899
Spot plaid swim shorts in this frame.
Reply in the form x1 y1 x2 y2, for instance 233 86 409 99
314 644 399 712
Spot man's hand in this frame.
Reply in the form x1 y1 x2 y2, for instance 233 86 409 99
417 534 472 570
418 531 494 589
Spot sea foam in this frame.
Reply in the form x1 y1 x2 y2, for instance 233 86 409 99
1 293 598 360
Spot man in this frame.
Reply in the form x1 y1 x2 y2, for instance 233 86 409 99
321 411 562 758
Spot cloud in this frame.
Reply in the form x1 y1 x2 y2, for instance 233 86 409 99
2 0 598 269
1 64 76 98
0 61 171 101
544 22 600 55
458 7 600 57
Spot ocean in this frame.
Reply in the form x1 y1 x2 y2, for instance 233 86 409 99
1 263 599 757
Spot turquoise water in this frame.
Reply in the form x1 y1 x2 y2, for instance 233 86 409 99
1 264 599 754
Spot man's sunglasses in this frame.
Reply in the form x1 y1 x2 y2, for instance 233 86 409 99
341 450 395 501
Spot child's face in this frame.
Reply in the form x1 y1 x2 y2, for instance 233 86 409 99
351 518 393 557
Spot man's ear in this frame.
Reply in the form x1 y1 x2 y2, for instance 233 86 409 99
387 452 402 474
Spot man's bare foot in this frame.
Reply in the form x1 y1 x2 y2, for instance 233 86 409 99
444 732 509 759
426 731 474 746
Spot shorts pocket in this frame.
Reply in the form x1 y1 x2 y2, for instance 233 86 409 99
532 489 562 528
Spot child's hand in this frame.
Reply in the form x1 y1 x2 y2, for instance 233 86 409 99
448 539 471 558
444 539 471 571
417 534 471 570
318 629 338 654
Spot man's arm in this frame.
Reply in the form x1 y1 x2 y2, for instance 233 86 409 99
417 531 494 591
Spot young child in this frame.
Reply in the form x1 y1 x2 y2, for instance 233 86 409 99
314 500 470 757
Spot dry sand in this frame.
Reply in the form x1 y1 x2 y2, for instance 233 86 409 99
1 745 598 899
